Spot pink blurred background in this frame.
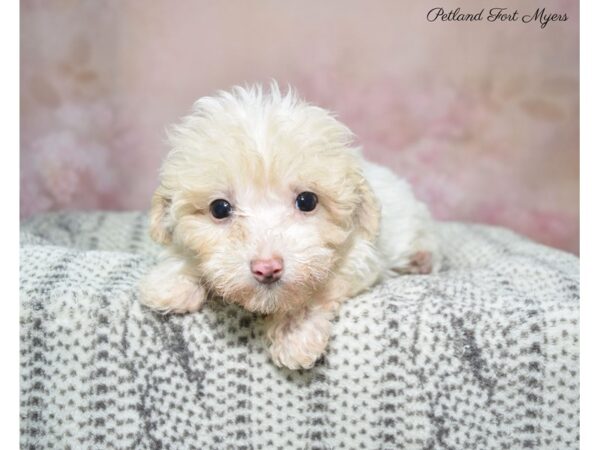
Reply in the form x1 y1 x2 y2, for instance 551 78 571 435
20 0 579 254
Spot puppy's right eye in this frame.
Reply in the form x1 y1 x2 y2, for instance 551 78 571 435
209 199 232 219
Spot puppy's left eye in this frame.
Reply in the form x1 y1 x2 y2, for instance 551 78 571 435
210 199 233 219
295 192 318 212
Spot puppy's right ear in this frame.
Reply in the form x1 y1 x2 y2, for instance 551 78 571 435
356 177 381 243
149 190 173 245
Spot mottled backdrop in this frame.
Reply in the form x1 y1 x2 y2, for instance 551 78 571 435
20 0 579 253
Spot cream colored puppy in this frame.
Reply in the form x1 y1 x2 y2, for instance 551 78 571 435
139 84 439 370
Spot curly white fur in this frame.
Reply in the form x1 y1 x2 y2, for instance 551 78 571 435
139 83 439 370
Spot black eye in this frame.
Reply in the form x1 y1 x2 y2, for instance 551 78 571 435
295 192 318 212
209 199 232 219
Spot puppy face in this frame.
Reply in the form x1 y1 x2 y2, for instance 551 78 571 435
150 85 380 314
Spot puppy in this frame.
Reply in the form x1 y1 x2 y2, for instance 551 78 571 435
139 84 439 370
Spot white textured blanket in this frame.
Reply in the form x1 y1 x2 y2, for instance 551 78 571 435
20 212 579 449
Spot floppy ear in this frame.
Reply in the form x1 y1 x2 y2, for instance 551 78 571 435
149 189 174 245
355 177 381 242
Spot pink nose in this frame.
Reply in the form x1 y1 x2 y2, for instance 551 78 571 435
251 258 284 284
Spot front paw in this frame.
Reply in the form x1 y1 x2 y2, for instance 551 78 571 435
269 338 326 370
139 267 207 314
266 313 331 370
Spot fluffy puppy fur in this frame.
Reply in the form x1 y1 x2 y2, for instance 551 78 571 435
139 83 440 370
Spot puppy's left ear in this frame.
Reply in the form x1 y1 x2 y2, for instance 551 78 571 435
355 178 381 242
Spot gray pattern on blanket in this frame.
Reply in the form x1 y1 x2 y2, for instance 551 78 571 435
20 212 579 449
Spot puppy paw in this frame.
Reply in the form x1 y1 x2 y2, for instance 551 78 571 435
269 337 326 370
408 250 433 274
266 311 331 370
393 250 436 275
139 263 207 314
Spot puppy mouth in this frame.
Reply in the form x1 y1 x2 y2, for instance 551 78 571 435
211 262 327 314
256 277 282 287
248 279 302 314
256 276 283 289
243 288 282 314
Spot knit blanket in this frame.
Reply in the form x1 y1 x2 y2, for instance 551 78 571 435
20 211 580 449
